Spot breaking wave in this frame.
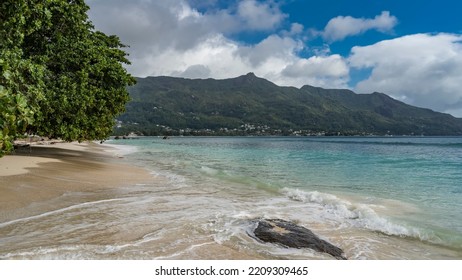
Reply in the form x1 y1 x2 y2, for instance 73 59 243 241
281 188 437 242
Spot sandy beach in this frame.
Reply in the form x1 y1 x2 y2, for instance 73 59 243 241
0 141 262 259
0 142 153 224
2 138 461 260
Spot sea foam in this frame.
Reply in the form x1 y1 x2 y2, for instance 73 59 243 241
281 188 426 240
102 142 138 157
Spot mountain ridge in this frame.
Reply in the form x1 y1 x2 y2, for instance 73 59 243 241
115 73 462 136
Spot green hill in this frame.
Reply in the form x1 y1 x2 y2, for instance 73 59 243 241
115 73 462 136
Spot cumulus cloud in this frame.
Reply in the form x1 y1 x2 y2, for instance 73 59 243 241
236 0 287 31
137 34 247 79
174 64 212 79
237 35 302 67
86 0 214 77
281 55 349 88
86 0 348 89
323 11 398 42
349 33 462 116
86 0 286 75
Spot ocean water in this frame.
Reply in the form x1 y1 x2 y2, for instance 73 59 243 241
1 136 462 259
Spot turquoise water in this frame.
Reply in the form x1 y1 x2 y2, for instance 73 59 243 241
120 136 462 258
3 136 460 259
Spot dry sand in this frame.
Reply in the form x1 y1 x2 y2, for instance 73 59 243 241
0 142 153 223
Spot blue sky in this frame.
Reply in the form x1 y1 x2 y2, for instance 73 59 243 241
87 0 462 116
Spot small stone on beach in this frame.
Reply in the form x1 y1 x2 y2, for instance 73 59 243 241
252 218 347 260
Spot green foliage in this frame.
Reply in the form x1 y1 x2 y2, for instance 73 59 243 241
117 74 462 136
0 0 134 155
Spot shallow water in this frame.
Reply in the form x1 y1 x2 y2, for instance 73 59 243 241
1 137 461 259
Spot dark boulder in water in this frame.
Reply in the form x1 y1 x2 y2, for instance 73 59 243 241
252 219 347 260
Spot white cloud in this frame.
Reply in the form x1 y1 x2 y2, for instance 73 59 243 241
349 33 462 116
86 0 348 89
283 55 348 78
174 64 212 79
289 23 304 35
138 34 248 79
237 35 302 67
280 55 349 88
237 0 287 31
86 0 287 71
323 11 398 42
281 22 304 37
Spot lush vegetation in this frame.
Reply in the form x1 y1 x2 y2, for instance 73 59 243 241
0 0 135 155
116 73 462 136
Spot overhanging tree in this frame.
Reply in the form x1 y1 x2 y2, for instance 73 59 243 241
0 0 135 155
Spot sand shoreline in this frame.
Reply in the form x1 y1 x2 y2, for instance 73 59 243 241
0 142 154 224
0 141 266 260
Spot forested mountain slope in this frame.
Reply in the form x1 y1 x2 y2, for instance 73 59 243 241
115 73 462 136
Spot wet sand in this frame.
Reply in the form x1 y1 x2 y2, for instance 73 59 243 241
0 142 263 259
0 142 153 223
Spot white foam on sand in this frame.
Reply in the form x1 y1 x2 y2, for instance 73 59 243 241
100 142 138 158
